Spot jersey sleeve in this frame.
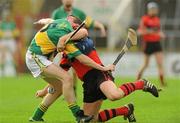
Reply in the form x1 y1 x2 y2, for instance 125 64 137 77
64 42 82 59
74 8 94 29
85 16 94 29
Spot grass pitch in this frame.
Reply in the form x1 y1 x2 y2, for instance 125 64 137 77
0 75 180 123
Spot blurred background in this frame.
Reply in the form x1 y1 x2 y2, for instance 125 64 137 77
0 0 180 123
0 0 179 78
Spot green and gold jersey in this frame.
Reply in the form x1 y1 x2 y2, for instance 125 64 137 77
64 41 82 59
0 21 19 39
29 19 74 56
0 21 16 30
52 6 94 29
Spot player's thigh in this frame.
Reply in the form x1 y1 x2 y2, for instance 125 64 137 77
43 77 62 90
83 100 103 121
42 63 71 82
100 81 124 100
154 52 163 66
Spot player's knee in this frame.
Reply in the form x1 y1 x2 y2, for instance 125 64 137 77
107 93 122 101
62 75 73 87
60 73 71 82
65 75 72 82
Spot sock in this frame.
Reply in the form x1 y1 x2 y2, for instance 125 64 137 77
98 106 129 122
68 103 81 117
119 80 144 96
32 103 48 120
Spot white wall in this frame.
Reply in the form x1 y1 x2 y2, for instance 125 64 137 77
99 52 180 78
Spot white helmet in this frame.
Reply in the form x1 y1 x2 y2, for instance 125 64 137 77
147 2 158 10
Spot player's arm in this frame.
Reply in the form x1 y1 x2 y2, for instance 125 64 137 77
62 28 88 41
64 43 114 71
36 85 49 98
94 20 106 37
57 28 88 52
75 54 115 71
34 18 54 25
36 84 56 98
85 15 106 37
159 31 165 39
138 17 156 35
138 18 149 35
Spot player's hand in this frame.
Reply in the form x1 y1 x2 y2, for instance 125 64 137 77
159 31 166 39
57 41 65 52
35 89 47 98
103 64 115 71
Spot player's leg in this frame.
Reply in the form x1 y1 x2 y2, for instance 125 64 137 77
8 39 18 74
83 100 103 121
72 68 78 97
137 54 150 80
30 78 62 121
26 52 92 122
154 51 166 86
41 64 84 119
83 100 136 122
0 44 7 76
42 64 76 104
98 103 136 122
100 79 159 101
82 69 138 122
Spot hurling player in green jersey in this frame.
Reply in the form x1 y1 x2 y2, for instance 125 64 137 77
27 16 113 122
51 0 106 98
52 0 106 37
0 13 20 76
26 16 93 122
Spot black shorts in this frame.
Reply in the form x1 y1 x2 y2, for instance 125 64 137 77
82 69 114 103
143 41 162 55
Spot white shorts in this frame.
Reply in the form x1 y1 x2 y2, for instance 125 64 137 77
25 50 52 78
0 39 17 52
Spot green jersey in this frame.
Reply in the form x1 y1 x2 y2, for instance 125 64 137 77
0 21 16 31
0 21 19 39
29 19 73 55
52 6 94 29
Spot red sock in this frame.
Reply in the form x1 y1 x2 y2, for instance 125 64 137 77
119 80 144 96
98 106 128 122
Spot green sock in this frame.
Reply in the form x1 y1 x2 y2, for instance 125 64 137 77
68 103 81 117
32 103 48 120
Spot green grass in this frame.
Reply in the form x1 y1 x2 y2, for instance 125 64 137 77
0 75 180 123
